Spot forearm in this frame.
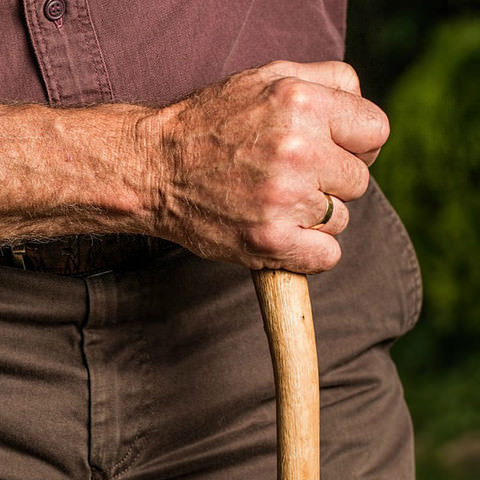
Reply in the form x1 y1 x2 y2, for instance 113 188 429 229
0 61 389 274
0 103 166 243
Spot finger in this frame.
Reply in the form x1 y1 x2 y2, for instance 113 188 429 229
263 61 389 157
266 60 361 95
303 194 349 236
279 230 342 274
243 217 341 273
313 144 370 202
327 89 390 155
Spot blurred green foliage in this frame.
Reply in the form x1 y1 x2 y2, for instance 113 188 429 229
373 16 480 480
375 18 480 352
346 5 480 479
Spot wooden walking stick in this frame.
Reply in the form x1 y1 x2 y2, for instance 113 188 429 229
252 269 320 480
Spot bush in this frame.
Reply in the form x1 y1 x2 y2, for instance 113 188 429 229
372 17 480 479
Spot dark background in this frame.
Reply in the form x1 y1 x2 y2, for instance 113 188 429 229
345 1 480 478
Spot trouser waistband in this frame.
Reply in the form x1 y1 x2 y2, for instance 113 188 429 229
0 234 176 276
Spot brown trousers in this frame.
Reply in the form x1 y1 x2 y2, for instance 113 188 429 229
0 182 421 480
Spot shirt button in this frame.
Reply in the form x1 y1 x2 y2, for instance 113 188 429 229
44 0 66 22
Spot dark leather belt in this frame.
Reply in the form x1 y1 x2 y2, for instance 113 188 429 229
0 235 177 276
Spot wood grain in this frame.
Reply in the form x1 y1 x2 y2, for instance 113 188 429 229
252 269 320 480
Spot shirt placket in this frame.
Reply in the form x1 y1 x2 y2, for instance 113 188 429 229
23 0 113 106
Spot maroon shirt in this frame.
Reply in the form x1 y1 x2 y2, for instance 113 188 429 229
1 0 346 105
0 8 421 478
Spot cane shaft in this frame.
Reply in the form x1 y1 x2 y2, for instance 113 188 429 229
252 269 320 480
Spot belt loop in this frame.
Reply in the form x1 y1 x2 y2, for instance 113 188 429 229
11 245 27 270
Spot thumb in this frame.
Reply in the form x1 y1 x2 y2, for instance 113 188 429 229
265 60 362 95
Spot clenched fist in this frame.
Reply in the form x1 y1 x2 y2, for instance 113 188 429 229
144 61 389 273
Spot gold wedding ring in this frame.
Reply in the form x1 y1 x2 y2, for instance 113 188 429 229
310 193 334 230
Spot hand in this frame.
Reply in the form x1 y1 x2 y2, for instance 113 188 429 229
148 61 389 273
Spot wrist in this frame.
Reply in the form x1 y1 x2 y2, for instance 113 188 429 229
62 103 169 237
130 101 185 239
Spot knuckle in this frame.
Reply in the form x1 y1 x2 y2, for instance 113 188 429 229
275 78 312 109
244 223 284 255
273 132 307 161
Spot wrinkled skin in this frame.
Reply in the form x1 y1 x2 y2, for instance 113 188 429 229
149 61 389 273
